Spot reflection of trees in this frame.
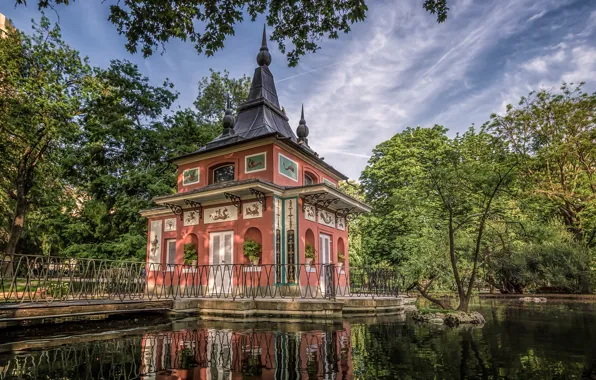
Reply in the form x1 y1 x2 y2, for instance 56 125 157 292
0 337 144 380
349 303 596 379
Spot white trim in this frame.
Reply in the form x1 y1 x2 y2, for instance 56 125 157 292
165 239 177 265
244 152 267 174
323 178 336 188
278 153 299 182
243 266 262 272
182 167 200 186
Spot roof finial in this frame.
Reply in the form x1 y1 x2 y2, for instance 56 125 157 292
222 94 235 134
297 104 309 145
256 24 272 67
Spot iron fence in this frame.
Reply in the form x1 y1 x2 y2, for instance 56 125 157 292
0 328 354 380
0 254 403 304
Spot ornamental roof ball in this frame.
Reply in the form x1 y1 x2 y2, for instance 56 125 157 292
256 25 271 67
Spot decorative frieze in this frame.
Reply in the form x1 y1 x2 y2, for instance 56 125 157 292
164 218 177 231
183 210 200 226
337 216 346 231
304 205 316 221
318 209 335 228
278 153 298 181
243 201 262 219
245 152 266 173
149 220 162 264
204 205 238 224
182 167 200 186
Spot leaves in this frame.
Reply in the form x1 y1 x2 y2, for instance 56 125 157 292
16 0 449 67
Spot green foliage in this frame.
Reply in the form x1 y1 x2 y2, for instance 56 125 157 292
0 15 98 255
243 239 261 262
183 243 197 265
305 243 316 259
358 84 596 300
0 17 251 260
16 1 449 66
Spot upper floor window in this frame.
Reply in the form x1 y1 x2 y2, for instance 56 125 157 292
304 173 315 186
212 163 235 184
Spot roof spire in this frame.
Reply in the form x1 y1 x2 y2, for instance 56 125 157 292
222 94 235 135
297 104 309 145
256 24 271 67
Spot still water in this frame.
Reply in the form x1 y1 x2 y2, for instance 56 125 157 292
0 300 594 379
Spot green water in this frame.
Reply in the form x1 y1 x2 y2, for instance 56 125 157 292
0 300 594 379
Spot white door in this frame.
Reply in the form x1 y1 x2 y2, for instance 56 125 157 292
319 234 331 295
209 231 234 294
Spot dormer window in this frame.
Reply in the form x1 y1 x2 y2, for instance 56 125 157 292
304 173 315 186
211 163 235 184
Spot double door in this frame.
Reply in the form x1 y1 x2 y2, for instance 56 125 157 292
319 233 331 295
209 231 233 294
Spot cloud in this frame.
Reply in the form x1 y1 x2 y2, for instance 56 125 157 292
277 0 596 179
528 10 546 22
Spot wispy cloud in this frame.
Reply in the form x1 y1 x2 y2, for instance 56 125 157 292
5 0 596 180
279 0 596 178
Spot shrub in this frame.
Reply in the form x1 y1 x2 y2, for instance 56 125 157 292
243 239 262 262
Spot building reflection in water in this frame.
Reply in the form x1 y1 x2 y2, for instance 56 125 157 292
139 325 353 379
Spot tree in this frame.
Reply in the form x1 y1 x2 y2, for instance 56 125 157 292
16 0 449 66
488 83 596 248
0 17 97 255
361 126 517 311
488 83 596 293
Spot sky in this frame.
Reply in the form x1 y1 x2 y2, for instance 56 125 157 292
4 0 596 179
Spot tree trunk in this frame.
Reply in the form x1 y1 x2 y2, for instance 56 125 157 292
6 162 29 256
457 296 470 312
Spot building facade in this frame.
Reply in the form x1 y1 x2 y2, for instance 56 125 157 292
140 28 370 292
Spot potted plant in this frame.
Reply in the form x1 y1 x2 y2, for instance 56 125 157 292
243 238 261 266
337 251 345 268
183 243 198 266
305 244 316 266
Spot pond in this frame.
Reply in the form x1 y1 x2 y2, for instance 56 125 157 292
0 300 594 379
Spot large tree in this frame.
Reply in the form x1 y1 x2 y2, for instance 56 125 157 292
0 17 97 256
488 83 596 248
16 0 449 66
361 126 517 311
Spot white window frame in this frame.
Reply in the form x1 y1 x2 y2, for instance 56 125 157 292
165 239 177 269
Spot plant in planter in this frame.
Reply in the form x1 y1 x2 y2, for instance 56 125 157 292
337 252 345 268
243 239 262 265
183 243 198 266
305 244 316 266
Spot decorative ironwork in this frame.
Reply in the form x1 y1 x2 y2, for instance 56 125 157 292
301 193 326 212
184 200 203 218
333 207 363 221
163 203 183 220
249 188 266 211
224 192 243 213
314 198 339 209
0 253 404 304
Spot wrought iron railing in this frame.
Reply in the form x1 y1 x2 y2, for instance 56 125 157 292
0 254 403 304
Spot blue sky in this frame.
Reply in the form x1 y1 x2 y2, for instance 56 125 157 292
5 0 596 179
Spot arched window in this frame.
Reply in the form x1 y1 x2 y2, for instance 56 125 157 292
211 163 235 184
304 172 317 185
